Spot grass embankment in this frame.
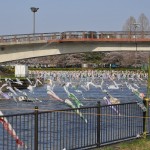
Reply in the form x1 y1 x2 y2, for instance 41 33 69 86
94 137 150 150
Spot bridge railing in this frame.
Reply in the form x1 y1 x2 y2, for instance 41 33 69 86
0 31 150 44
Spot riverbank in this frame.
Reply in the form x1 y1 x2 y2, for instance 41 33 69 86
92 136 150 150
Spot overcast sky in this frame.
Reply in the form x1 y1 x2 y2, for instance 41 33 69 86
0 0 150 35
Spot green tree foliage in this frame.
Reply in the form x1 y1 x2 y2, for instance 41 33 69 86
84 52 105 64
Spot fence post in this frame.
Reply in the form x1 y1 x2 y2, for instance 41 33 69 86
143 97 149 138
97 101 101 147
34 106 38 150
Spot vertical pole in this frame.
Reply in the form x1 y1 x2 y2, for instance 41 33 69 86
34 106 38 150
135 42 137 65
146 56 150 98
97 101 100 147
133 23 140 66
143 55 150 138
134 27 137 66
33 12 35 35
143 98 149 138
31 7 39 35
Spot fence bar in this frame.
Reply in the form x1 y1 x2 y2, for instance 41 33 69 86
143 98 149 138
34 106 39 150
97 101 101 147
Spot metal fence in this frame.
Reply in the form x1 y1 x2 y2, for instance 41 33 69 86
0 101 149 150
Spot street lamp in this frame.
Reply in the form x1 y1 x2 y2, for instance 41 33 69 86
30 7 39 35
132 23 140 66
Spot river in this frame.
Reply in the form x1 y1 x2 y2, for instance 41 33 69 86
0 70 147 115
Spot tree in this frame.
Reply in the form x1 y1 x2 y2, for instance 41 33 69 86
122 16 136 32
138 13 150 32
84 52 105 64
102 52 123 65
137 13 150 38
121 14 150 67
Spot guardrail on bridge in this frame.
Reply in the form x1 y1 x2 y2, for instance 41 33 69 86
1 31 150 44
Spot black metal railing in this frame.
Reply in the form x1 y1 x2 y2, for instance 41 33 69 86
0 101 150 150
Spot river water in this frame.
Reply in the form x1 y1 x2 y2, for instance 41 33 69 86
0 73 147 115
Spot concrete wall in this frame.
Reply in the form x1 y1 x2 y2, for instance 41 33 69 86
0 41 150 63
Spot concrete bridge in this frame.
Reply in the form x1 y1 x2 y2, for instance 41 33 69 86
0 31 150 63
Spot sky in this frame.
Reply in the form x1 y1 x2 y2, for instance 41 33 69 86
0 0 150 35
